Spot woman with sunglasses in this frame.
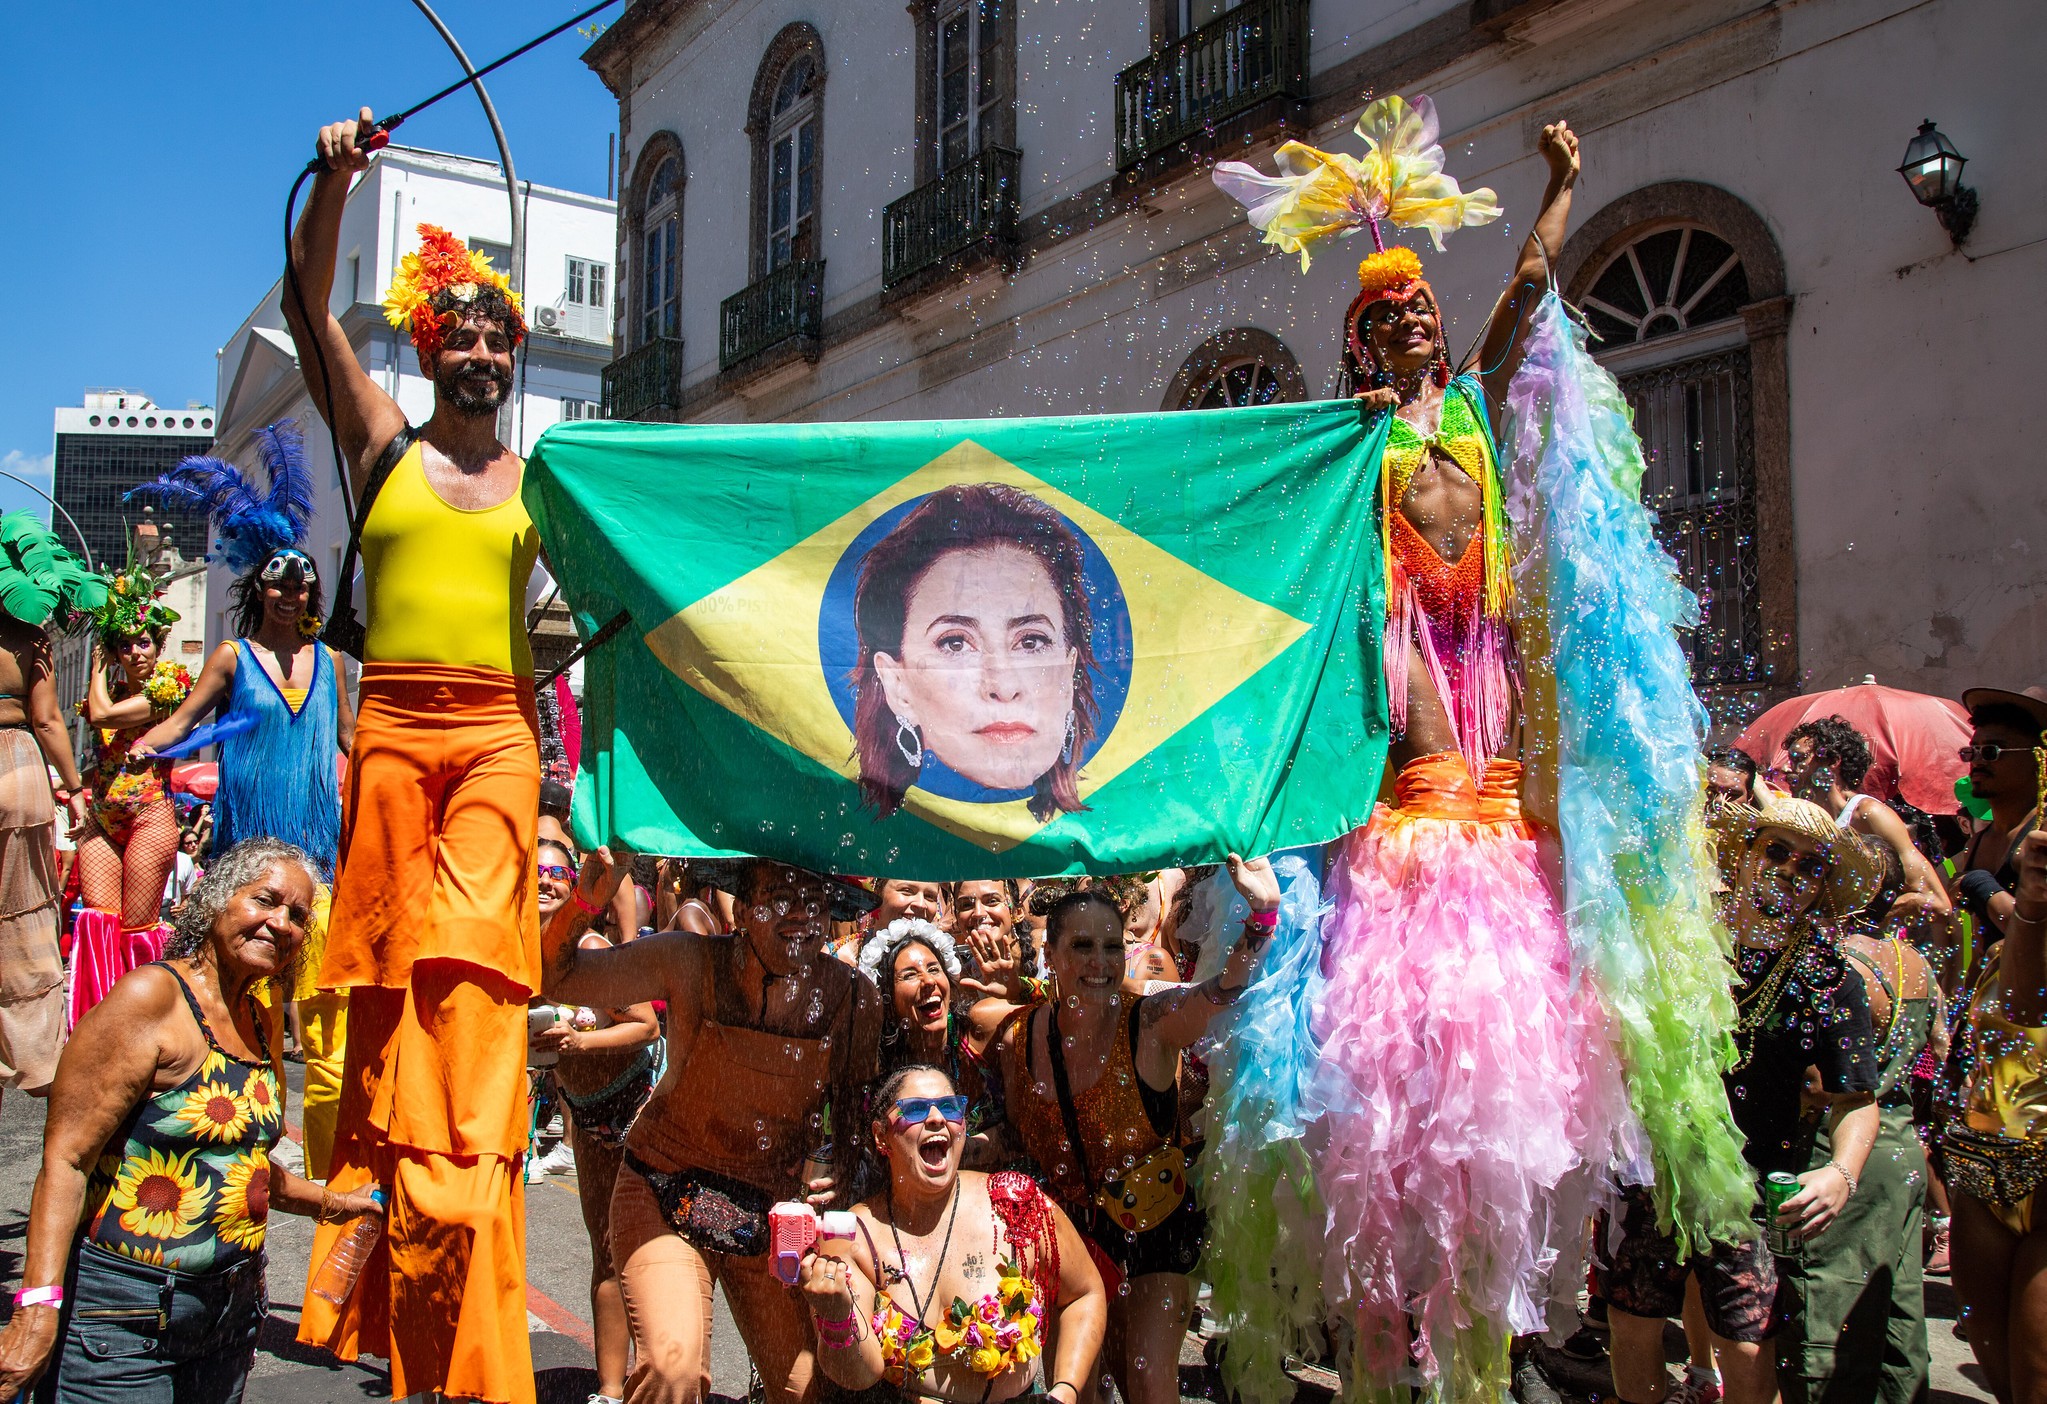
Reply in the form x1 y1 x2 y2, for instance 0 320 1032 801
797 1064 1105 1404
131 423 356 1176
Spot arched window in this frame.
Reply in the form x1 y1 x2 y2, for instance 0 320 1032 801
1163 328 1306 410
761 51 821 273
640 154 682 346
1583 226 1750 347
1573 215 1773 706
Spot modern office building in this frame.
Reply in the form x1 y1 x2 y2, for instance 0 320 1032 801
50 392 216 573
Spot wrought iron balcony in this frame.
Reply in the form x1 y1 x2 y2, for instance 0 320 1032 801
883 147 1023 290
720 259 825 371
601 336 684 421
1113 0 1308 171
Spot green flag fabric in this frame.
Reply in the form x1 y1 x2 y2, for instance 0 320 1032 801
525 402 1390 878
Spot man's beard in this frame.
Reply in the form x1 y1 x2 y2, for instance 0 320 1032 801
437 362 513 417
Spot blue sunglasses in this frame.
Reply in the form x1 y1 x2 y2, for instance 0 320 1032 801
890 1095 968 1126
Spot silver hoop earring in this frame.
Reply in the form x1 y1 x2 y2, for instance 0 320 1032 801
894 716 923 768
1061 709 1076 766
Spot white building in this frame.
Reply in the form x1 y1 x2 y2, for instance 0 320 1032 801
208 144 616 654
583 0 2045 726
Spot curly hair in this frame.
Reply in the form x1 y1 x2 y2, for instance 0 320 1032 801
163 837 318 969
1786 716 1875 789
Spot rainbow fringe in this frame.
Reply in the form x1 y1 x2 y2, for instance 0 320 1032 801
1502 291 1754 1252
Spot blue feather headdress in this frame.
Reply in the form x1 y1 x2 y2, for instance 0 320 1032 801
125 419 316 575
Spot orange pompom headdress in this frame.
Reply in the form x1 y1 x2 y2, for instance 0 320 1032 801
382 224 526 361
1344 245 1443 382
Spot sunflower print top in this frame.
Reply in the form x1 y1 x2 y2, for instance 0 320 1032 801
81 964 284 1272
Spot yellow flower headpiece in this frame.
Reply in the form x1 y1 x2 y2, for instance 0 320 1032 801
382 224 526 360
1213 94 1502 272
1356 245 1427 301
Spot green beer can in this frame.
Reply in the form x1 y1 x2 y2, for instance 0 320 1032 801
1763 1171 1802 1258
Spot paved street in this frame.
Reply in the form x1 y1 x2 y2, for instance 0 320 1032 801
0 1065 1998 1404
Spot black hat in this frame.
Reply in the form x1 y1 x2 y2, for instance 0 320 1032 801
688 857 879 923
539 780 573 818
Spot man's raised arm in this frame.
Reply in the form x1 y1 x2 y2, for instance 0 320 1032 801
284 105 409 498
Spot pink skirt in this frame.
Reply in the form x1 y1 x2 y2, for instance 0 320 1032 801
1311 753 1632 1398
68 908 167 1028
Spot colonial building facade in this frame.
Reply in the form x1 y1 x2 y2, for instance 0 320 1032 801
584 0 2042 723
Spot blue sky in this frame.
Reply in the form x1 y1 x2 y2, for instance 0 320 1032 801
0 1 624 516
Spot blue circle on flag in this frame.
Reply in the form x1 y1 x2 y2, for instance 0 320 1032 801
819 488 1134 808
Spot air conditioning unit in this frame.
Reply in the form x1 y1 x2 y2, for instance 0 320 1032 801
535 304 564 331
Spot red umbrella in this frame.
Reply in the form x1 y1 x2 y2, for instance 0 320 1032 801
169 761 218 801
1734 677 1969 814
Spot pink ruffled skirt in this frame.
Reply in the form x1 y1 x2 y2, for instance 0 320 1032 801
68 908 168 1028
1311 753 1629 1399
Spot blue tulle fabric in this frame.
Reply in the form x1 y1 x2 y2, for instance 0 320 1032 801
1192 856 1330 1404
1501 290 1753 1252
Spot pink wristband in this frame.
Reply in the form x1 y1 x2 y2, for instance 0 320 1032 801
1244 908 1279 930
14 1285 62 1309
572 890 604 916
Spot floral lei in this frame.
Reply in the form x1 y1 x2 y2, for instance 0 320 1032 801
874 1258 1043 1384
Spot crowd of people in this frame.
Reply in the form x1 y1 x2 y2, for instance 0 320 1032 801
0 98 2029 1404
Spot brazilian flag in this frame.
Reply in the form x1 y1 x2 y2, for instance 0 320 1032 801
526 403 1390 877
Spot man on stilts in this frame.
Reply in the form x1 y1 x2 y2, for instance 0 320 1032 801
286 106 543 1404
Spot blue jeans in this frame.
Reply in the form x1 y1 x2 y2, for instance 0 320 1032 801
34 1241 265 1404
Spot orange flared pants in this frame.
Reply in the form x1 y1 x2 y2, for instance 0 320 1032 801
298 664 540 1404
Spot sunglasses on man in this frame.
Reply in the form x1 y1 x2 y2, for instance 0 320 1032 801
889 1095 969 1127
1959 742 2030 763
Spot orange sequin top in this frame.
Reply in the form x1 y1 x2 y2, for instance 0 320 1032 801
1382 379 1509 623
1004 999 1173 1209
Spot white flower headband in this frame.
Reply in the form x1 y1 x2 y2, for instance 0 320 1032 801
856 917 961 986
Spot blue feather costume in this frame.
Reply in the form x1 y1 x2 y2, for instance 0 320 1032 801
128 420 340 875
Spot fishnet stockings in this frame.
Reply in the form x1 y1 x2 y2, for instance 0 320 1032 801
75 799 180 929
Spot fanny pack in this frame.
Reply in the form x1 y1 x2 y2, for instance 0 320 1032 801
1046 999 1188 1235
624 1152 772 1257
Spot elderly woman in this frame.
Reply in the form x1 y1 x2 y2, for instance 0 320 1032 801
0 837 380 1403
797 1064 1105 1404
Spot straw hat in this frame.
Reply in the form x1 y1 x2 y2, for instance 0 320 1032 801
1711 794 1882 918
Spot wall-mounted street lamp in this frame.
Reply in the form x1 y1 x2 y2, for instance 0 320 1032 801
1897 119 1977 246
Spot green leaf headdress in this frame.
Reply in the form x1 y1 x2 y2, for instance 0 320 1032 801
0 513 106 629
86 536 180 644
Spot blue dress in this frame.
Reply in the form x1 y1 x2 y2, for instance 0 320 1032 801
212 641 341 879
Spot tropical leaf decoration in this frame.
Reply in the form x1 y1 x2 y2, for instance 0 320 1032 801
125 419 316 575
0 512 105 627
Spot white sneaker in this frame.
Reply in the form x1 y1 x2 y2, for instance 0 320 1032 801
537 1141 577 1176
1669 1371 1723 1404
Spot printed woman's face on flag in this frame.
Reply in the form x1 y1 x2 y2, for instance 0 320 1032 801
850 483 1103 823
871 540 1077 788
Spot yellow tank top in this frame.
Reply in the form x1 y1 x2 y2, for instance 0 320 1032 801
360 441 540 674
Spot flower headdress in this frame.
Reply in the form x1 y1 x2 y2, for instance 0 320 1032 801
0 513 105 629
857 917 961 987
125 420 315 576
88 540 180 644
382 223 526 361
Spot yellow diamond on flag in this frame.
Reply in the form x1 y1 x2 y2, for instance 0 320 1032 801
642 440 1309 852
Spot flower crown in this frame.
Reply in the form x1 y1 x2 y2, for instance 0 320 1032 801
856 918 961 985
382 224 526 360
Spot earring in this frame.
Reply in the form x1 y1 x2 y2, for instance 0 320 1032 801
1061 709 1076 766
1432 350 1451 388
894 716 923 768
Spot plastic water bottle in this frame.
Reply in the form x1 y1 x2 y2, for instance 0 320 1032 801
310 1188 388 1305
